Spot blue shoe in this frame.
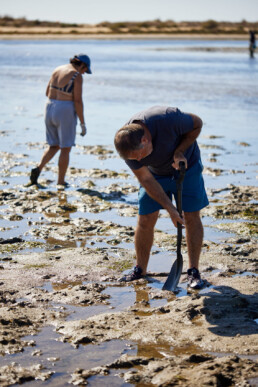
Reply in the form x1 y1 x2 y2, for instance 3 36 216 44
119 265 144 282
187 267 205 289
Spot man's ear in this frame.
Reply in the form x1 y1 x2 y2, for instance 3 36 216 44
141 135 148 145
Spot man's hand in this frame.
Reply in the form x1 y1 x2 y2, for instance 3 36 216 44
172 113 202 170
172 151 187 170
168 207 185 228
133 166 185 228
80 123 87 137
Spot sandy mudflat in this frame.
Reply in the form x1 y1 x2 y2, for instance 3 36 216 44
0 144 257 386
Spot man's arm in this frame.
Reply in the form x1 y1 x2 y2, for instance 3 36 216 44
133 166 184 228
172 113 203 170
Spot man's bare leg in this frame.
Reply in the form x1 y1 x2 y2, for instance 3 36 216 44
58 147 71 185
184 211 203 270
135 211 159 275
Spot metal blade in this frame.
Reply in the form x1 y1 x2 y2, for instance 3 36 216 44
162 253 183 292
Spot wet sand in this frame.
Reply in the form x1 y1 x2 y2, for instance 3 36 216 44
0 142 257 386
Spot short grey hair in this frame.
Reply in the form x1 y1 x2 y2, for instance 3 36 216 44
114 123 144 159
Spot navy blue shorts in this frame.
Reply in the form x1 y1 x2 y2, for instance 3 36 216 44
138 160 209 215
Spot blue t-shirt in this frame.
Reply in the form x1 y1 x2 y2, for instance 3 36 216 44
125 106 200 176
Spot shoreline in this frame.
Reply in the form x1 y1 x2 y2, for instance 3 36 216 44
0 33 248 40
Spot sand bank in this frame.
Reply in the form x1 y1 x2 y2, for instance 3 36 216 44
0 32 247 40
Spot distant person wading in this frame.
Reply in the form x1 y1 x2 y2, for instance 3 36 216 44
249 30 256 58
30 54 92 187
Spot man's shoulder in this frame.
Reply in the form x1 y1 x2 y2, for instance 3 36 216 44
143 106 179 119
127 106 178 123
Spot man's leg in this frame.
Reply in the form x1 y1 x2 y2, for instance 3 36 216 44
184 210 203 270
58 147 71 185
184 210 205 289
135 211 159 275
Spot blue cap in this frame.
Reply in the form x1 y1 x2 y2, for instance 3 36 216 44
75 54 92 74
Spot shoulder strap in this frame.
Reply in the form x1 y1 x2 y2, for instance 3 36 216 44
50 72 80 93
65 72 80 93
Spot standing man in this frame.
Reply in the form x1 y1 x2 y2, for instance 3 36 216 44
114 106 209 289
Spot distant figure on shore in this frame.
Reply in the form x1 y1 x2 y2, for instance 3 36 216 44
30 54 92 187
249 30 256 58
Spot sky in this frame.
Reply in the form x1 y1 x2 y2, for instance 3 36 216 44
1 0 257 24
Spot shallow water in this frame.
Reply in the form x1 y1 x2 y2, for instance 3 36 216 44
0 39 257 256
0 39 257 153
0 326 137 386
1 39 257 191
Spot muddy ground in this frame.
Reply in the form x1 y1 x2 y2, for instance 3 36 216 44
0 145 257 386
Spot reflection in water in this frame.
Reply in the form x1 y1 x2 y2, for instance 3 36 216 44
52 281 83 291
45 236 77 249
135 286 150 305
41 191 88 249
136 342 204 360
43 192 73 220
137 342 172 359
44 237 87 250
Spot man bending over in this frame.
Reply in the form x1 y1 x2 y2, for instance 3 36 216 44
114 106 209 289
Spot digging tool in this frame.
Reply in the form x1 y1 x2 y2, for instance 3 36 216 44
162 161 186 292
